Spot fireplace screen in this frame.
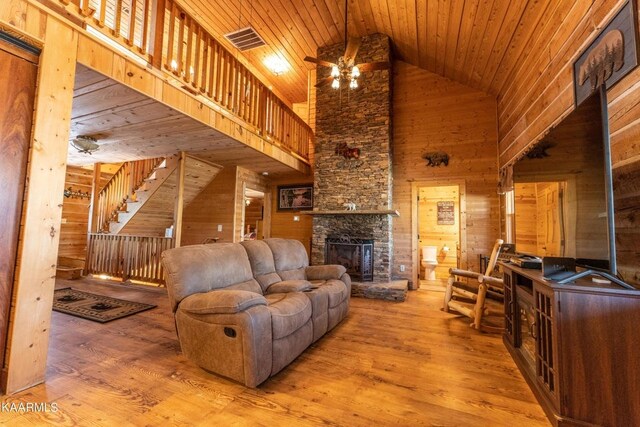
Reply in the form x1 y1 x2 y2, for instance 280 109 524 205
325 236 374 281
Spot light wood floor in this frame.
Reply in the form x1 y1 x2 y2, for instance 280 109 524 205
1 277 550 426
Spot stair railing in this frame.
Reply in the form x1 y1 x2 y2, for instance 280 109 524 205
96 157 164 233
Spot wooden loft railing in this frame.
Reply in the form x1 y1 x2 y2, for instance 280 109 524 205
59 0 312 161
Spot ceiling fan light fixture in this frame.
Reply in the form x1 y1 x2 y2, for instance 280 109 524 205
331 78 340 90
349 79 358 90
71 135 100 154
351 65 360 78
331 65 340 78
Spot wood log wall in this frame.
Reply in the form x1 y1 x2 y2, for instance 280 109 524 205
498 0 640 286
393 61 499 285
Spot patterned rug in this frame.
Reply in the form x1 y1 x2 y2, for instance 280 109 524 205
52 288 156 323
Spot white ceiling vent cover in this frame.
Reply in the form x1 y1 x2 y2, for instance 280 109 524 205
224 27 266 51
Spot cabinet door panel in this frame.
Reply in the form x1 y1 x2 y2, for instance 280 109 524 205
533 285 559 408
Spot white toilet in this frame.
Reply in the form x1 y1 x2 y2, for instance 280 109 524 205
421 246 439 280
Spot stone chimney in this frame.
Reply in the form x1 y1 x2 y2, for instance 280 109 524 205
312 33 393 281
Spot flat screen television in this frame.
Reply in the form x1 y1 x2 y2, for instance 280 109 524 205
511 88 631 288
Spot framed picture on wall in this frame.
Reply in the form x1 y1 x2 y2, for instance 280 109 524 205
277 184 313 211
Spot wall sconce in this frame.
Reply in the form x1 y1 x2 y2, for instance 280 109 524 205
442 244 450 253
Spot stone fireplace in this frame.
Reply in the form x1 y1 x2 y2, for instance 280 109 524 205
325 236 374 281
311 34 394 281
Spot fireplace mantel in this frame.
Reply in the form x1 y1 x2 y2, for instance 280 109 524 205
301 209 399 217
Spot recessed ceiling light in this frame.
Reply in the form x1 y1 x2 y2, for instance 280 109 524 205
264 55 289 76
262 171 269 176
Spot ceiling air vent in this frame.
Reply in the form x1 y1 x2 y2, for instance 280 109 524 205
224 27 266 51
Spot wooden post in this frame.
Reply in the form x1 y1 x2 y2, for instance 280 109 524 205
3 17 78 394
87 163 101 234
173 152 186 248
149 0 167 69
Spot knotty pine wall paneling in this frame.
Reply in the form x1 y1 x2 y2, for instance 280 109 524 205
392 61 499 287
498 0 639 285
181 167 236 245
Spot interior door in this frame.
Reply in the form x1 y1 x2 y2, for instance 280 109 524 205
0 41 38 369
417 185 460 280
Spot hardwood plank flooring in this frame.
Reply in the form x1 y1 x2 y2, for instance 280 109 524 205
1 277 549 426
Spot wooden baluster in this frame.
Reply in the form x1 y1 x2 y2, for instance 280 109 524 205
207 38 216 98
113 0 124 38
214 43 223 102
140 0 151 53
192 25 201 88
221 51 229 107
199 33 208 92
183 15 193 84
175 6 185 77
162 0 175 70
127 0 137 46
98 0 107 27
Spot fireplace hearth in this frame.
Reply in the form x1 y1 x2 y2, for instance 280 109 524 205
325 236 374 281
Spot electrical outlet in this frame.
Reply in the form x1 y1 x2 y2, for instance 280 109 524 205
400 265 405 272
217 224 223 232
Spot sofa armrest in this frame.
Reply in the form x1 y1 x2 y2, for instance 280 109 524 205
266 280 311 294
179 290 267 315
305 265 347 281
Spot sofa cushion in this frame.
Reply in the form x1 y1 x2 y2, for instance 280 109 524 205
264 238 309 271
240 240 281 291
180 290 267 315
265 293 312 340
162 243 256 312
267 280 312 294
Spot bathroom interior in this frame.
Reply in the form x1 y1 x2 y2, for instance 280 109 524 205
418 184 460 285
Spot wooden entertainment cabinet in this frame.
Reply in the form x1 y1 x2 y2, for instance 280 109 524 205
500 262 640 426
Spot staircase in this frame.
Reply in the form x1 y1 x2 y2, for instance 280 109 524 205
96 154 221 235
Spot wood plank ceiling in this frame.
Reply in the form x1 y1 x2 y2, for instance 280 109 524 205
69 64 303 178
179 0 554 103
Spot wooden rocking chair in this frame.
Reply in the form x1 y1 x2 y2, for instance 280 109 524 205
443 239 504 331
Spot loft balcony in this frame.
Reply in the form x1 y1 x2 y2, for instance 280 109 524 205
55 0 312 172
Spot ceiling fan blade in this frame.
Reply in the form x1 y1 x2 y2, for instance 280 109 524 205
304 56 337 68
357 61 391 72
315 76 334 88
343 37 361 64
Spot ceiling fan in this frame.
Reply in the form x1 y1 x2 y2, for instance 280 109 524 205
304 1 390 89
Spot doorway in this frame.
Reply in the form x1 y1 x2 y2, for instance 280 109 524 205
243 188 265 240
412 181 467 289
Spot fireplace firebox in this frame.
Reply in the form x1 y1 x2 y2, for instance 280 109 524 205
325 236 374 281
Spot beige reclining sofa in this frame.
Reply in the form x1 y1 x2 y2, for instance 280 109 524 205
161 238 351 387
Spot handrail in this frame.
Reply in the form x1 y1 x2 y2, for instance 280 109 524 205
96 157 164 233
86 233 174 284
59 0 312 161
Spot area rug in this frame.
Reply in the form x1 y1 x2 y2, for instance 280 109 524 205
52 288 156 323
